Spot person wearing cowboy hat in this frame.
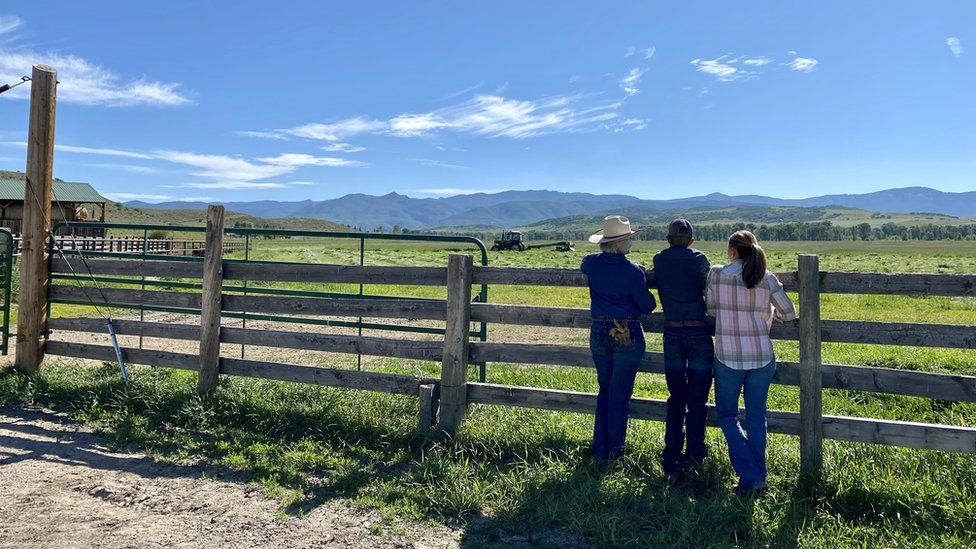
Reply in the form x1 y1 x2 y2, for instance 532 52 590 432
581 215 656 463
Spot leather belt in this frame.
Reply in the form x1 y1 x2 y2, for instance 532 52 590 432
664 321 707 328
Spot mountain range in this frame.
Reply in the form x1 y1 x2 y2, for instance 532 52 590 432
124 186 976 230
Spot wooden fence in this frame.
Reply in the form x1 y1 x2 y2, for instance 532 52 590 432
31 206 976 473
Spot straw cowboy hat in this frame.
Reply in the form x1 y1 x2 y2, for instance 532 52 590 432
588 215 637 244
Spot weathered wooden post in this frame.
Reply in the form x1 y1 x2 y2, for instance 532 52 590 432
197 205 225 393
438 254 473 433
15 64 57 373
798 254 824 475
418 383 439 430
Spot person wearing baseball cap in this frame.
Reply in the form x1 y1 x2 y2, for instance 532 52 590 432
651 218 714 476
581 215 657 463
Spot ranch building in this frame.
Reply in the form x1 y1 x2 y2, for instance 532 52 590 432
0 177 106 236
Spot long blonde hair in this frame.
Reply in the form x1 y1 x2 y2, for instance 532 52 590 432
729 230 766 289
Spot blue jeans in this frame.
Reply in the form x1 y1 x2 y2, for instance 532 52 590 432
713 358 776 488
590 320 646 461
662 333 714 470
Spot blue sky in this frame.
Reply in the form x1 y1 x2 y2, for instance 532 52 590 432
0 1 972 203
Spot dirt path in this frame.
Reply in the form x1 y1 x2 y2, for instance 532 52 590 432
0 406 465 548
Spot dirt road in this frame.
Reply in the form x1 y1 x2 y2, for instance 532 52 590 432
0 406 463 548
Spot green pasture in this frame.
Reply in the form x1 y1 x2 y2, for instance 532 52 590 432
5 239 976 546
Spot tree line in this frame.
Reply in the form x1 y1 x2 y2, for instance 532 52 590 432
443 221 976 242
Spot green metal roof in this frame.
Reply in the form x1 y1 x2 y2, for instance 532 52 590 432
0 178 105 203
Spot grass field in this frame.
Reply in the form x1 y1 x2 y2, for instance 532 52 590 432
3 238 976 546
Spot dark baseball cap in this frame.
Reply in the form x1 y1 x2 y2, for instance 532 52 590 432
667 218 693 238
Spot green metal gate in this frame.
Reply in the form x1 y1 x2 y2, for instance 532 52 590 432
0 229 12 354
49 222 491 378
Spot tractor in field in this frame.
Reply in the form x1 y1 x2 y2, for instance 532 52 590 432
491 230 574 252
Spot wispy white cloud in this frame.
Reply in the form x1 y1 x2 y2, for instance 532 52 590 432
787 57 819 72
104 192 215 202
3 140 360 187
289 181 315 186
321 142 366 153
947 37 964 57
691 56 756 82
602 118 647 133
619 67 646 96
0 141 155 159
153 150 292 181
624 46 636 57
281 117 386 141
568 74 581 83
84 163 158 174
246 90 638 142
257 153 365 168
175 181 288 190
234 130 289 140
414 158 469 169
0 14 23 36
643 46 656 59
742 56 772 66
388 114 452 136
0 49 191 106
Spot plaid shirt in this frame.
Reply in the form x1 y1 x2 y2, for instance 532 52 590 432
706 260 796 370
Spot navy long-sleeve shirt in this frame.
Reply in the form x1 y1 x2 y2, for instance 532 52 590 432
650 246 710 334
581 253 656 319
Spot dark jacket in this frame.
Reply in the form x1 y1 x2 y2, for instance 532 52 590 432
651 246 710 334
581 252 656 319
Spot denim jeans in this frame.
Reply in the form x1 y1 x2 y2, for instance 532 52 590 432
713 358 776 488
662 333 714 470
590 319 646 461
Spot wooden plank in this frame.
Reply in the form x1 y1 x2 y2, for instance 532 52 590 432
49 285 203 309
820 272 976 297
439 254 473 433
820 319 976 348
223 262 446 285
44 341 198 371
219 357 435 396
46 317 444 362
469 341 976 402
15 64 58 373
465 383 801 435
823 416 976 453
798 254 824 474
472 266 588 287
48 317 200 340
219 327 444 361
49 257 202 278
197 205 225 394
466 382 976 453
816 363 976 402
221 294 446 320
469 342 667 373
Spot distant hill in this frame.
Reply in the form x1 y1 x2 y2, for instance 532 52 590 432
104 201 352 234
125 186 976 230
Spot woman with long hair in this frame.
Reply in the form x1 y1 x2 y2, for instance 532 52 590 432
582 216 657 462
706 230 795 493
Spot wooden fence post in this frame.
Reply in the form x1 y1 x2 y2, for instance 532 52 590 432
419 383 439 430
197 205 225 393
438 254 473 433
798 254 824 475
15 64 57 373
